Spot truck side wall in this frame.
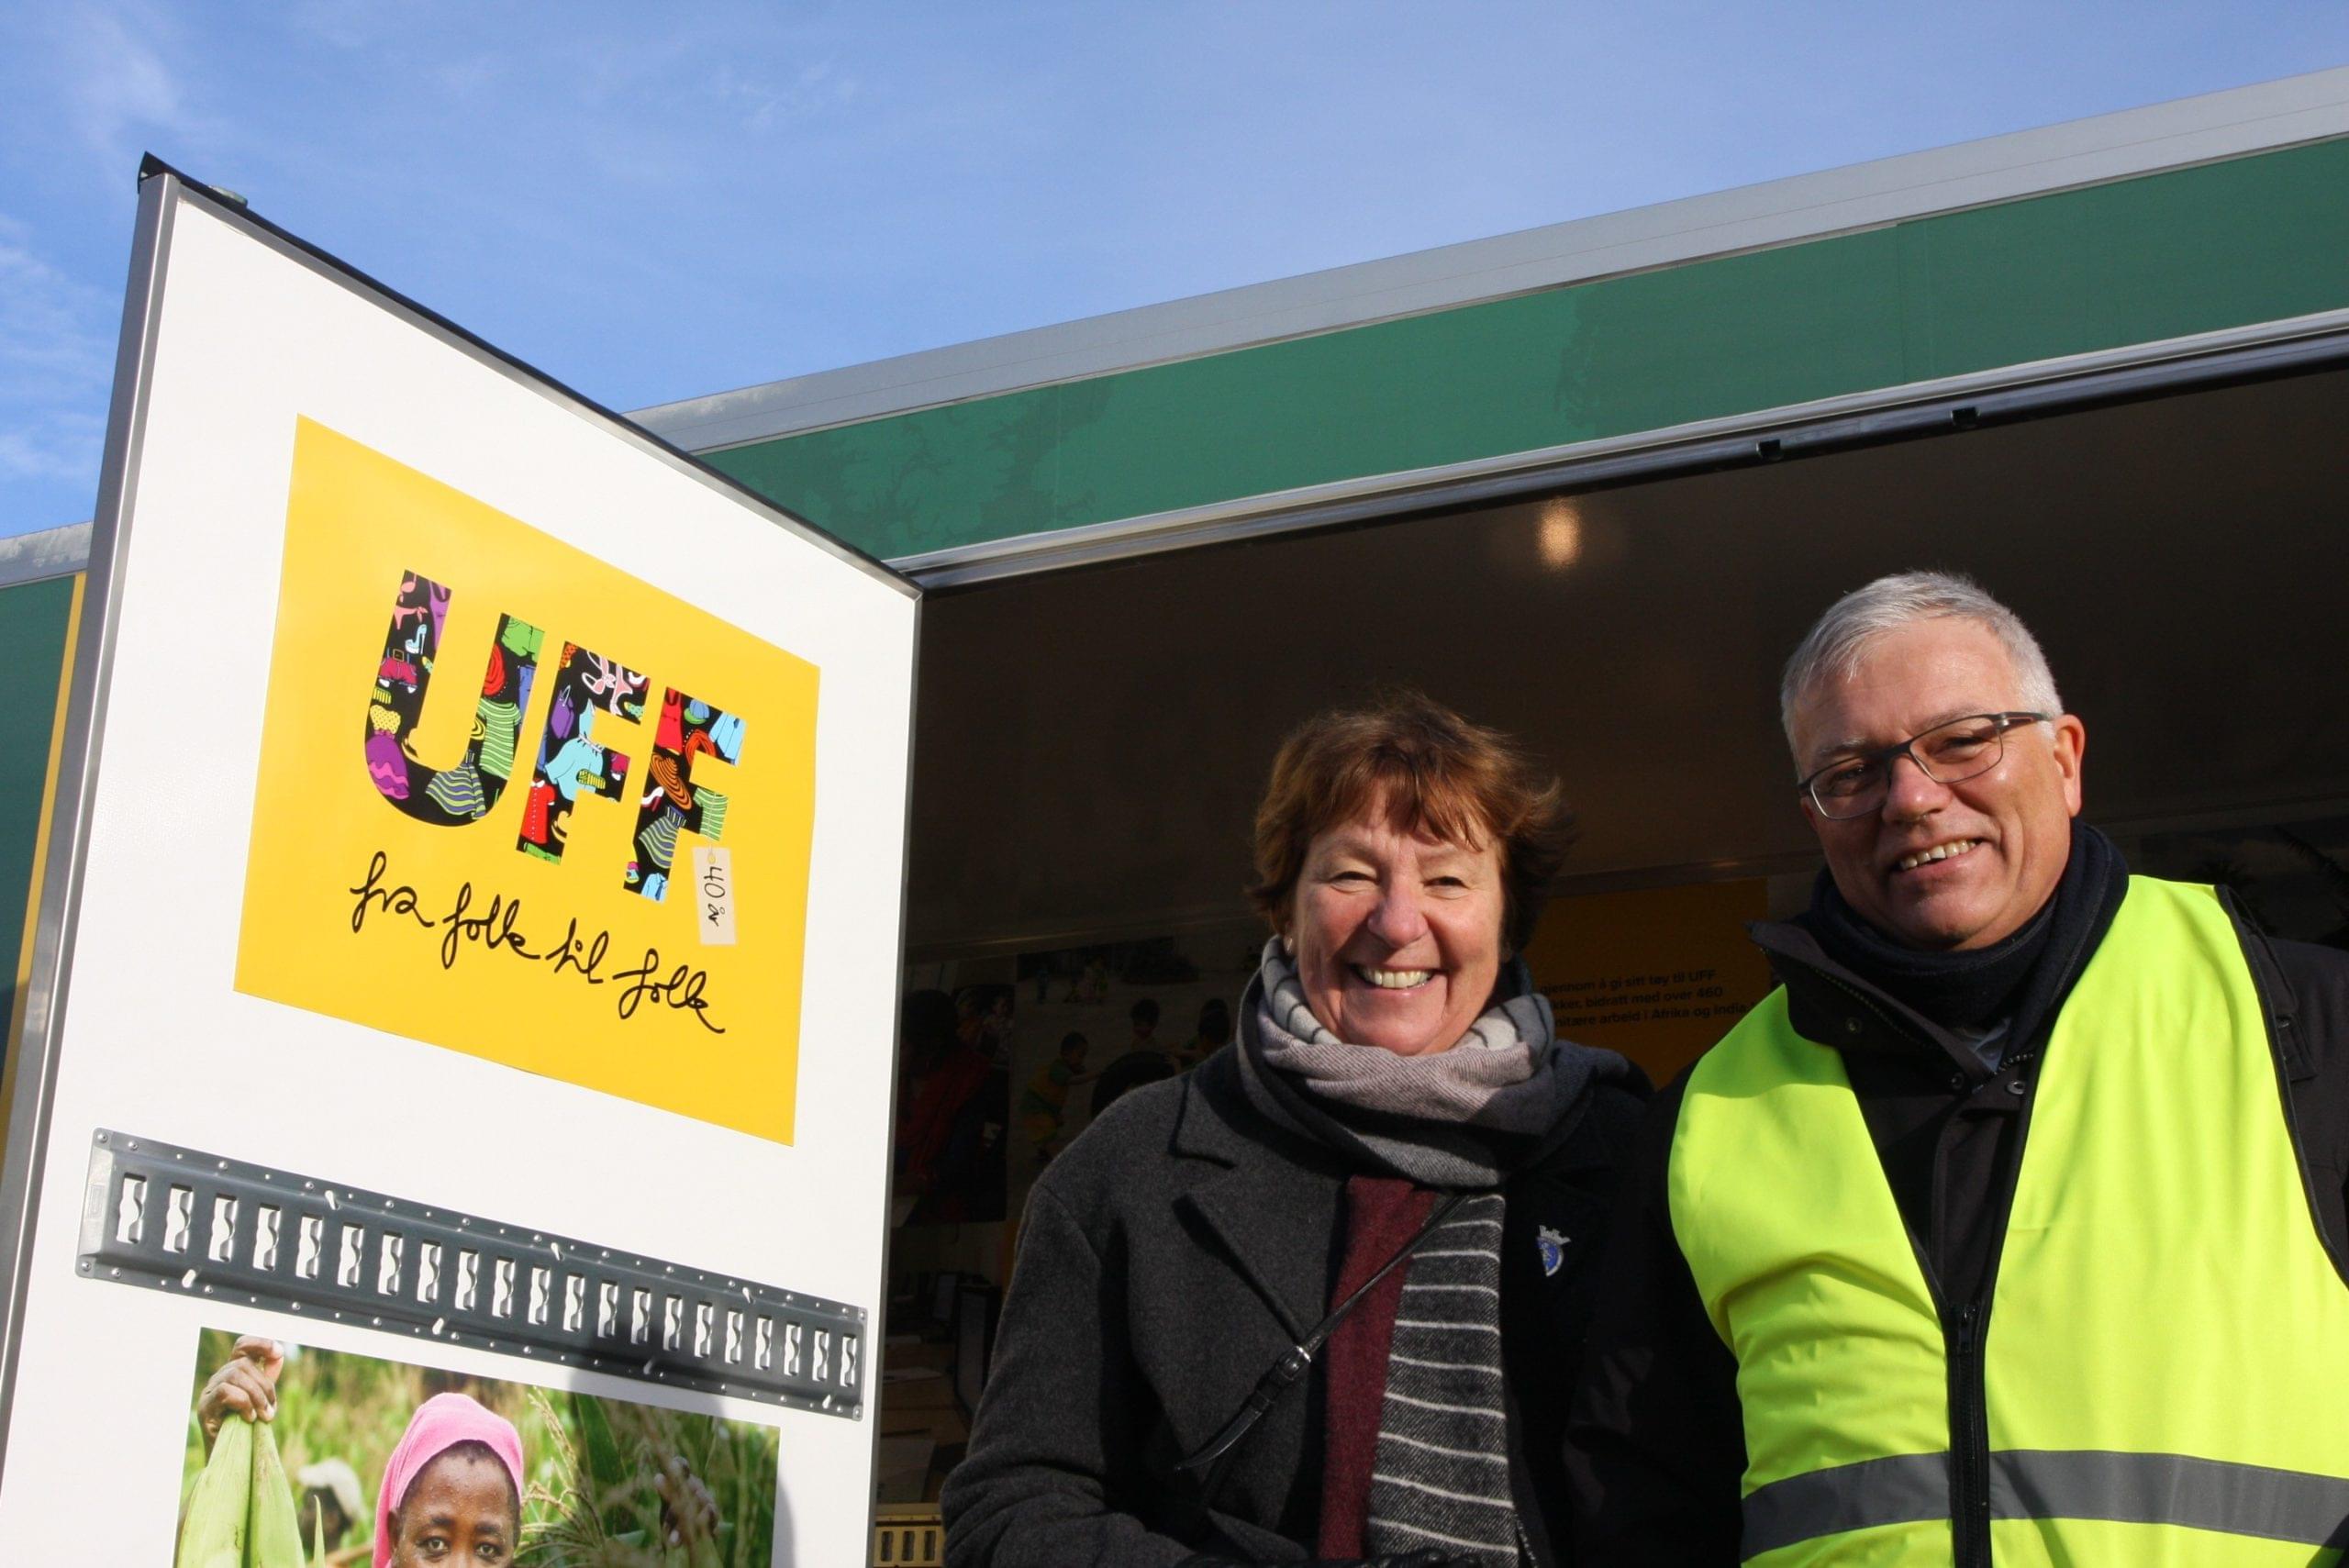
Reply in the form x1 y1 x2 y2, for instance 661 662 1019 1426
706 137 2349 560
0 573 81 1105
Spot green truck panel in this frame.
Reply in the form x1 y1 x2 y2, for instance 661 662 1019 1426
707 137 2349 560
0 574 76 1061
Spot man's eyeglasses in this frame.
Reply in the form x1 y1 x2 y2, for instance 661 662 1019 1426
1798 711 2050 820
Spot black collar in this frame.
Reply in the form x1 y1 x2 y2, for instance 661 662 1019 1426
1749 825 2131 1078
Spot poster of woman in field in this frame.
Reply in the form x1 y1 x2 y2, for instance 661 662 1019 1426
178 1328 781 1566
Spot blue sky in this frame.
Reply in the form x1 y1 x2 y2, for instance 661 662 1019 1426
3 2 2345 535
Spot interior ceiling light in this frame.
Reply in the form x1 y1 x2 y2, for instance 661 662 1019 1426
1538 498 1584 571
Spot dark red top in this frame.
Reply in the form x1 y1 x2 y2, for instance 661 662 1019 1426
1315 1173 1436 1556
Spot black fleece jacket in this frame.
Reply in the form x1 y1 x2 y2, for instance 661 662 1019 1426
1562 844 2349 1563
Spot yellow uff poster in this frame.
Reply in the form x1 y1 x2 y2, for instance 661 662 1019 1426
235 419 819 1141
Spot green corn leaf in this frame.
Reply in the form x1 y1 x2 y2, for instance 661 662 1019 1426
175 1418 254 1568
247 1421 306 1568
569 1390 629 1511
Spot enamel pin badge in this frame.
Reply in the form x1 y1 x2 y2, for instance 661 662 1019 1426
1537 1225 1569 1277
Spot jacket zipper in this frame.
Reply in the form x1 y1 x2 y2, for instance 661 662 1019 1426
1784 954 2060 1568
1949 1300 1989 1567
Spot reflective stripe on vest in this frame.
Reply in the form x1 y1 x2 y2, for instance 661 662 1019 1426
1671 878 2349 1565
1742 1451 2349 1559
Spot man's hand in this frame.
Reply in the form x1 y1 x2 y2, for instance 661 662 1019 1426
195 1336 283 1450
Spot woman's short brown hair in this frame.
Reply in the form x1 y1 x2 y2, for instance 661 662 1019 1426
1248 693 1574 953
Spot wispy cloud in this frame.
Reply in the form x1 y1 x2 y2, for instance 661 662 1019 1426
713 60 861 133
50 2 197 171
432 53 502 96
0 413 105 490
0 217 115 488
284 0 400 51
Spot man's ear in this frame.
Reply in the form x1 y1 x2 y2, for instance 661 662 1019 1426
2052 714 2087 817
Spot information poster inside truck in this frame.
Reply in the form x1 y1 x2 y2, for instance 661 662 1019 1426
0 167 918 1564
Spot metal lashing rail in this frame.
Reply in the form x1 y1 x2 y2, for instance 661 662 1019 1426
75 1129 864 1418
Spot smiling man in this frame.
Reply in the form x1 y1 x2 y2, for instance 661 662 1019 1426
1566 571 2349 1565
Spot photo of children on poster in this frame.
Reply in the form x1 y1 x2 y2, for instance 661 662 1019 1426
175 1328 781 1566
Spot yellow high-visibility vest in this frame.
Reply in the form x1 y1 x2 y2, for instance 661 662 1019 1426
1670 877 2349 1564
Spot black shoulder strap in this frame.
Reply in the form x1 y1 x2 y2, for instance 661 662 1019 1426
2221 888 2346 1284
2223 886 2311 1080
1173 1189 1472 1497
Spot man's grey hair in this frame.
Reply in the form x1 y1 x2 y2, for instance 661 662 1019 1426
1779 570 2063 753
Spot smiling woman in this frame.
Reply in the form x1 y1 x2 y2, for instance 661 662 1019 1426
943 694 1650 1568
1249 697 1573 1059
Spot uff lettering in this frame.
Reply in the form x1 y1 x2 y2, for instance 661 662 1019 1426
364 569 745 901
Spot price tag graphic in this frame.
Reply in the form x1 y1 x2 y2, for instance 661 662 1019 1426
696 846 739 946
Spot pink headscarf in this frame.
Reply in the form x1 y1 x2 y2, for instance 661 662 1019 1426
372 1392 526 1568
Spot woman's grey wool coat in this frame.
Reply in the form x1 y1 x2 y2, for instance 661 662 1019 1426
941 1042 1647 1566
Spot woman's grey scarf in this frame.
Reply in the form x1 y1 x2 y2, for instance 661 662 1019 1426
1232 938 1636 1567
1235 937 1626 1189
